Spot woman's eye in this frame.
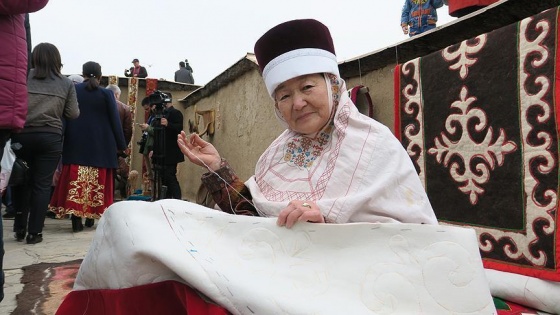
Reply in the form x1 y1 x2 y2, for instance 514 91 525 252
302 84 314 91
278 94 289 101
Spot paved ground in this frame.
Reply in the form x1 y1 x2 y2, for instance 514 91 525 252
1 213 97 314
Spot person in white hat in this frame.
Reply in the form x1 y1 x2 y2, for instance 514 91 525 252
178 19 437 227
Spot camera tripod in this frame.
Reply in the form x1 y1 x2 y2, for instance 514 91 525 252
151 104 167 200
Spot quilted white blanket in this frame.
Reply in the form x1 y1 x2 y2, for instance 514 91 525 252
74 199 496 314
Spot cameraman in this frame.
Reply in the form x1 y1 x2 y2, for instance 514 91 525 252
159 92 184 199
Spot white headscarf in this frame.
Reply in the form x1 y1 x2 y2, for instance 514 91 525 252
245 73 438 224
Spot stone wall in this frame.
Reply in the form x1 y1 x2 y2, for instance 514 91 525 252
178 68 284 202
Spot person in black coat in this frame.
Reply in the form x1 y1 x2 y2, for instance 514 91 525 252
157 93 184 199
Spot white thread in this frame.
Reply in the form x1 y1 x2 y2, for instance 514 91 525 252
182 142 267 217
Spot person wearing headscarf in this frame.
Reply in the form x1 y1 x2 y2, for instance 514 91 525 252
179 19 438 227
49 61 126 232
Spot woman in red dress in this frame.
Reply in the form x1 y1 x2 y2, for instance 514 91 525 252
49 61 126 232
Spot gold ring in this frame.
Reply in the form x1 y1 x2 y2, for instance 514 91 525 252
302 202 311 208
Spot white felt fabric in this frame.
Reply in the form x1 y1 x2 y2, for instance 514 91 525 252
75 199 496 315
485 269 560 314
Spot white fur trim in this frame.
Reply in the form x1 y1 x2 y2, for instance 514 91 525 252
262 48 339 98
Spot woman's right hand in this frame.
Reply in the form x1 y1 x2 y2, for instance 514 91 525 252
178 131 222 171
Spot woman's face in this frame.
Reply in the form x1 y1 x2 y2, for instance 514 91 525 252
274 74 330 135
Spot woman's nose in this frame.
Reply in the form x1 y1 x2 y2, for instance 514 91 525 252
292 92 306 110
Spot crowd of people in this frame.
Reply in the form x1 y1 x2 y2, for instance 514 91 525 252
7 48 132 240
2 48 191 245
6 52 191 239
123 57 195 84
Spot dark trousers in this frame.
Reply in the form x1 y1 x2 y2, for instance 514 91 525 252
0 129 11 302
12 132 62 235
162 163 181 199
1 186 13 214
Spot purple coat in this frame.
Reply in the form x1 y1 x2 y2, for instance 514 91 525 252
0 0 49 131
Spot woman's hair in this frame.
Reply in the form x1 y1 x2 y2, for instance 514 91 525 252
82 61 102 91
31 42 63 79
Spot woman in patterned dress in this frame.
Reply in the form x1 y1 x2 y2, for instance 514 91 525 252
49 61 126 232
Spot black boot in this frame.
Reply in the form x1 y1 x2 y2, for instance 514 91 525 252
71 215 83 232
85 218 94 228
14 229 26 242
26 233 43 245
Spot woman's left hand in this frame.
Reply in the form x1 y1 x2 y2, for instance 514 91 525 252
277 200 324 229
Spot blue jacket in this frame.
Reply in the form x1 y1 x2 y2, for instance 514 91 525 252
401 0 443 29
62 83 126 168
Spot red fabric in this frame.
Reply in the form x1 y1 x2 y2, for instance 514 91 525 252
494 298 540 314
56 280 231 315
49 164 114 219
145 78 158 97
349 85 374 118
448 0 499 16
556 9 560 150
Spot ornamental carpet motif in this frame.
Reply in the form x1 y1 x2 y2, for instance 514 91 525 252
394 7 559 281
13 260 82 315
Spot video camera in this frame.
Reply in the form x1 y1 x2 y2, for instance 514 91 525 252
148 90 171 108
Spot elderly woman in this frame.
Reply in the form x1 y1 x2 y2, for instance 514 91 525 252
57 20 469 315
178 19 437 227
